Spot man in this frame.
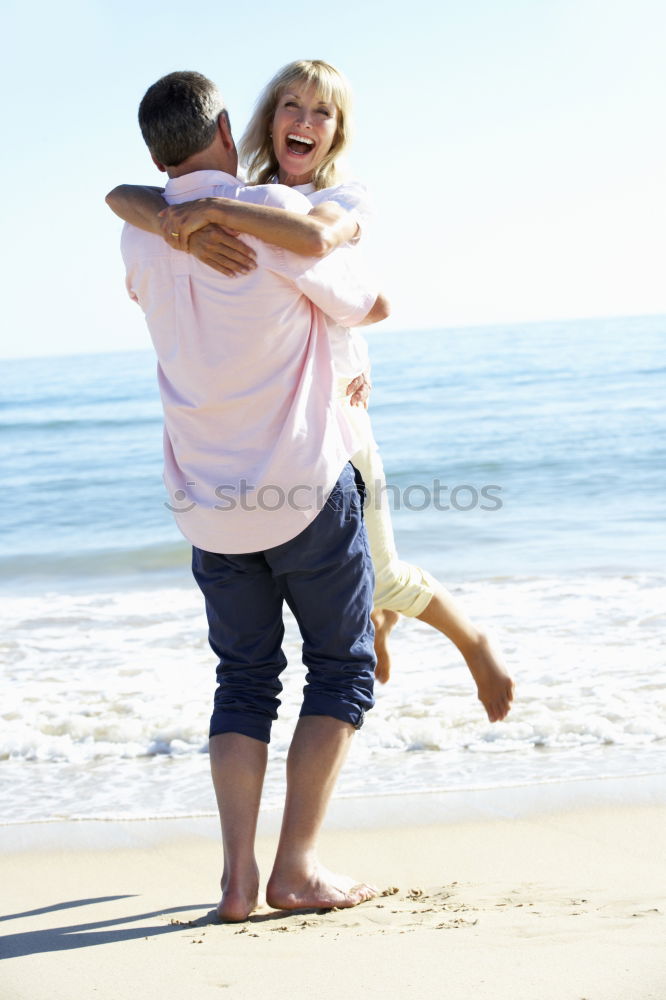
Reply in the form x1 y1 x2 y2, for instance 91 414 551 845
119 71 389 922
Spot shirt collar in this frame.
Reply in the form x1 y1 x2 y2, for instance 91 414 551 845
270 176 316 197
165 170 241 197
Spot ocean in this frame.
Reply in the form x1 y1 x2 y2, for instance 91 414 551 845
1 314 664 824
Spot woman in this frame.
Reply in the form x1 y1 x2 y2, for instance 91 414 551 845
107 60 514 722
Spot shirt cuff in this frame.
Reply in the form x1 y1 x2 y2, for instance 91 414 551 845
338 289 378 328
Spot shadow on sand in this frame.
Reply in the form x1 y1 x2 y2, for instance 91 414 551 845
0 896 217 959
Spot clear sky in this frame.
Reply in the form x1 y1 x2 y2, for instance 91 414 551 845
2 0 664 358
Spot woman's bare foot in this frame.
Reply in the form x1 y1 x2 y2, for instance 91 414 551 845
465 633 515 722
371 608 400 683
217 865 260 922
266 863 377 912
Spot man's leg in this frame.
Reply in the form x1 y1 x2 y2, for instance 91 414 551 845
209 732 267 921
266 715 375 909
264 464 377 909
192 546 286 921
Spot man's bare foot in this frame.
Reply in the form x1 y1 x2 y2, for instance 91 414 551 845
217 866 260 922
372 608 400 683
465 633 515 722
266 864 378 912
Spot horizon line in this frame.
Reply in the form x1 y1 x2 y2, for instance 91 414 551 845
1 310 664 363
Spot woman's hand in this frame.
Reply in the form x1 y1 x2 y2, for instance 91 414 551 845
157 197 256 275
188 225 257 277
346 372 372 408
158 198 226 250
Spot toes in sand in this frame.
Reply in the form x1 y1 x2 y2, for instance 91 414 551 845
266 865 378 912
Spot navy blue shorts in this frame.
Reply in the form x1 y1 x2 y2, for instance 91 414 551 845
191 463 376 744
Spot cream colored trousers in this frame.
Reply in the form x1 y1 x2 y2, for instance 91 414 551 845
338 382 436 617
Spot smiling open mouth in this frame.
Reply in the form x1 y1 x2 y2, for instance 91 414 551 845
286 133 315 155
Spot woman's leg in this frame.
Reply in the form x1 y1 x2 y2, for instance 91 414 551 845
416 583 514 722
343 401 514 719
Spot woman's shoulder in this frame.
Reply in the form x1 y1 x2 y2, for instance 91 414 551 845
312 178 369 202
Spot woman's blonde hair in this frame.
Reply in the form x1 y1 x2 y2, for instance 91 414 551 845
239 60 354 190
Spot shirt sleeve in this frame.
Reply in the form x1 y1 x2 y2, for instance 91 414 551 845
269 244 377 328
238 182 378 325
121 225 142 303
319 181 372 220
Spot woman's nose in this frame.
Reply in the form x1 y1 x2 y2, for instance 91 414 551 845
296 109 313 128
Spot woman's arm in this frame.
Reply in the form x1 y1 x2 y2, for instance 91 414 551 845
106 184 357 256
105 185 257 275
159 198 359 257
106 185 167 235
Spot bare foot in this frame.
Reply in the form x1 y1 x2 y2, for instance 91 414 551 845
372 608 400 683
217 866 260 922
465 633 515 723
266 864 378 912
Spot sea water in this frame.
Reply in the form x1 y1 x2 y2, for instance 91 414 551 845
1 315 664 823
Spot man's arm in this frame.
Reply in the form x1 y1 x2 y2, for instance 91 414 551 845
271 239 389 329
356 294 390 326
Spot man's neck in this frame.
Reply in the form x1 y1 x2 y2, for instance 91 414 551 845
167 156 236 179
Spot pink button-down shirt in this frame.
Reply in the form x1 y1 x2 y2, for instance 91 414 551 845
122 170 377 554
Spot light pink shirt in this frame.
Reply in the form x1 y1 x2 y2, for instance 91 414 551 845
294 181 374 379
122 170 377 553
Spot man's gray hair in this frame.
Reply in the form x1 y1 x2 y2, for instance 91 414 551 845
138 71 226 167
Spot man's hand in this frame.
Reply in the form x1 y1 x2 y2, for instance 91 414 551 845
346 372 372 408
187 225 257 277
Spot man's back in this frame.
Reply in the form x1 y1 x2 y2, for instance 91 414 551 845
122 170 376 554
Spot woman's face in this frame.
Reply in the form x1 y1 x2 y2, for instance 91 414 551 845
271 83 339 186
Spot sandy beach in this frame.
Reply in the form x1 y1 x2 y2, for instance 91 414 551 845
1 777 664 1000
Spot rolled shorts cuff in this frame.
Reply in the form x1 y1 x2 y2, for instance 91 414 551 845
209 713 273 745
299 695 370 731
